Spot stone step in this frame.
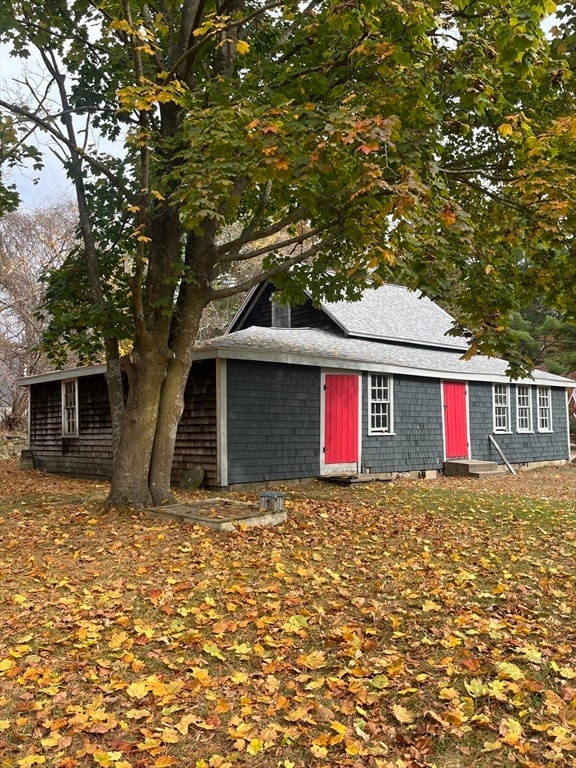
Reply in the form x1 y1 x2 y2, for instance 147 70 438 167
444 459 503 478
467 469 508 478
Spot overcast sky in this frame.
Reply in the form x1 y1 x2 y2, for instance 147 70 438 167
1 42 76 209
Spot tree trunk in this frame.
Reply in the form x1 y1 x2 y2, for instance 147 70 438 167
106 350 168 509
104 338 125 461
148 357 188 505
148 291 207 505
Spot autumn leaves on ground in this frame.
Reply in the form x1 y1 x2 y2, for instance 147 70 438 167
1 462 576 768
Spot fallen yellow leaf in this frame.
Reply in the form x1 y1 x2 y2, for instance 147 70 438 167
499 717 523 746
483 739 502 752
126 680 149 699
392 704 415 724
310 744 328 759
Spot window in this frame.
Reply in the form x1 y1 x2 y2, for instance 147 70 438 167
62 379 79 436
516 385 533 432
271 299 291 328
537 387 553 432
493 384 510 433
369 374 393 434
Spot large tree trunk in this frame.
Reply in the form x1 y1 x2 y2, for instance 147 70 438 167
148 286 209 505
148 357 189 506
106 350 169 509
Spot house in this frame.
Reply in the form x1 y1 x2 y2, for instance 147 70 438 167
19 282 572 487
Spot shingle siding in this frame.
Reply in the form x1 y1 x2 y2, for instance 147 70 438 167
29 376 113 477
230 282 340 333
469 382 569 464
361 375 444 473
26 363 569 487
173 360 218 486
226 359 321 484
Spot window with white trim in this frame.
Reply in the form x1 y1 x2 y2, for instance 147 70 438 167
369 374 393 434
62 379 79 436
516 385 533 432
493 384 510 433
537 387 553 432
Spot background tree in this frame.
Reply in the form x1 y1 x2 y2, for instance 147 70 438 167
0 202 76 429
0 0 569 508
509 301 576 377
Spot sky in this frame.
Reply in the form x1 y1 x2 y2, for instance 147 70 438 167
1 42 76 209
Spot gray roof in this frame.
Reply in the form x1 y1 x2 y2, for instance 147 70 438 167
195 326 573 387
229 282 468 350
17 328 572 388
321 284 468 350
18 364 107 387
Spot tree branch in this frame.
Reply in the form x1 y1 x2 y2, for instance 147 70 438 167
209 231 340 301
215 205 310 258
0 98 135 201
219 220 339 265
168 0 284 83
123 0 152 342
450 175 527 210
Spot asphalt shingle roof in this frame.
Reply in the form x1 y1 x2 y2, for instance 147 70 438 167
195 326 573 387
320 284 468 350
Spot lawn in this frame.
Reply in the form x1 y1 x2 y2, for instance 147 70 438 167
1 460 576 768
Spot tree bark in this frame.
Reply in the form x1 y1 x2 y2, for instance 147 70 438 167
106 350 169 508
148 283 209 504
148 357 189 506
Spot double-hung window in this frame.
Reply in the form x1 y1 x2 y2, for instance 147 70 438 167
369 374 393 434
537 387 553 432
493 384 510 433
271 298 291 328
516 385 533 433
62 379 79 436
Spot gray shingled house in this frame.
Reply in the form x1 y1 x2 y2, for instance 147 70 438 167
19 282 572 487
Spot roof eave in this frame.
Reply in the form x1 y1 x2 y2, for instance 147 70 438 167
193 345 570 387
18 364 107 387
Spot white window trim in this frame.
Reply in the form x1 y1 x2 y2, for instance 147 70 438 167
368 373 394 436
516 384 533 433
493 383 511 434
537 386 553 433
62 378 79 437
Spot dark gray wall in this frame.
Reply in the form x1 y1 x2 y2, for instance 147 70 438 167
173 359 218 486
26 362 569 487
29 375 113 478
361 374 444 473
226 359 321 484
469 382 569 464
230 282 340 333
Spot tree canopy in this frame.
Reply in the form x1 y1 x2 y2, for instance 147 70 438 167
0 0 573 506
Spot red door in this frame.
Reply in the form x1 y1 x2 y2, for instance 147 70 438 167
324 374 359 466
443 381 468 459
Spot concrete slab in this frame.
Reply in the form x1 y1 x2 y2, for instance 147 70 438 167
444 460 506 478
147 497 287 531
